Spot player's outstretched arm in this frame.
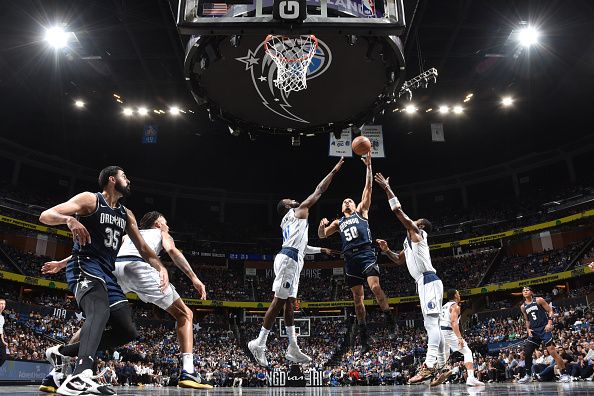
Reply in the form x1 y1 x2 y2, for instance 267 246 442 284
162 230 207 300
374 173 421 239
39 192 96 246
536 297 555 332
41 256 71 274
318 218 340 239
294 157 344 219
376 239 405 264
304 245 340 256
125 209 169 293
356 151 372 218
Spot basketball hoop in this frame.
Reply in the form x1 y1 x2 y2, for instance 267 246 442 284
264 35 318 94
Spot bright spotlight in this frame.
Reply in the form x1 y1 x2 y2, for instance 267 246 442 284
438 105 449 114
518 26 540 47
123 107 134 116
137 107 148 116
501 96 514 107
44 26 69 49
453 105 463 114
74 100 84 108
404 104 417 114
169 106 180 116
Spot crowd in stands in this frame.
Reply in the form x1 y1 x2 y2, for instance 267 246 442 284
486 241 587 284
1 280 594 386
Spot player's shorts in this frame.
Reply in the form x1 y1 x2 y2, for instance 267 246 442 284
67 255 127 307
527 328 554 347
272 247 304 299
417 271 443 316
343 245 380 288
440 329 473 362
114 256 180 311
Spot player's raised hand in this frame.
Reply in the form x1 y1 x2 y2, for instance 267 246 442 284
193 278 207 300
361 151 372 167
42 260 65 274
374 173 391 191
320 218 330 227
376 239 390 252
67 217 91 246
332 157 345 174
321 248 340 256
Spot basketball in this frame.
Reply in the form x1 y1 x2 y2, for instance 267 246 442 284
352 136 372 156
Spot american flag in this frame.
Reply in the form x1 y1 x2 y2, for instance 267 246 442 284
202 3 228 16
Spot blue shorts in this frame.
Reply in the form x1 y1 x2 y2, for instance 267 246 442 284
66 255 127 307
527 329 553 347
344 246 379 288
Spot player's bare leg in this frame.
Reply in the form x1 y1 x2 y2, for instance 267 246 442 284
166 298 211 389
351 285 370 354
248 297 286 366
367 276 397 337
283 297 311 363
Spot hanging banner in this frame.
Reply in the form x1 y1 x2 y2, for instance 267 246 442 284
361 125 386 158
431 123 445 142
142 124 158 144
328 130 353 157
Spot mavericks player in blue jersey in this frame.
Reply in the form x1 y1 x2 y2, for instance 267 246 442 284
518 286 569 383
39 166 168 396
248 158 343 366
318 152 396 354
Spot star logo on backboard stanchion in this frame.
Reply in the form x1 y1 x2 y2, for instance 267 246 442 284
193 323 201 333
75 312 85 321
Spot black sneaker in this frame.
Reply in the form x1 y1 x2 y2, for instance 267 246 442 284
179 370 213 389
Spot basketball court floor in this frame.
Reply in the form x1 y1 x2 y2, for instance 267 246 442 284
0 383 591 395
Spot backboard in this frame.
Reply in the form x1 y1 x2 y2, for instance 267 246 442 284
178 0 406 35
176 0 407 136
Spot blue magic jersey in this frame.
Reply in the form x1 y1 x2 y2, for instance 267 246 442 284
338 212 372 252
71 192 127 274
523 299 549 332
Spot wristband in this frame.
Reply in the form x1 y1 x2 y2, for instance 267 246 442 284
388 197 401 211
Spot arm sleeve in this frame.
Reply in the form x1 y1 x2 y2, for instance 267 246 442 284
304 245 322 254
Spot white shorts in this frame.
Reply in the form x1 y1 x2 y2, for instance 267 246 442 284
417 273 443 316
272 252 303 299
114 261 180 310
442 329 473 362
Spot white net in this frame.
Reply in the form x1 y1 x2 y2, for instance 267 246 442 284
264 35 318 94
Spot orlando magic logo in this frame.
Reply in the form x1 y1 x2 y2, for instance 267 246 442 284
235 38 332 123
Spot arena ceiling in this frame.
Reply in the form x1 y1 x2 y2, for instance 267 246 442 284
0 0 593 194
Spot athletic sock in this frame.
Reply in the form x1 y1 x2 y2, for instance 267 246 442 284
256 327 270 347
286 326 298 347
467 369 475 379
181 353 194 373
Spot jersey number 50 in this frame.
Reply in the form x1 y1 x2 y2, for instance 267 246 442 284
344 226 359 242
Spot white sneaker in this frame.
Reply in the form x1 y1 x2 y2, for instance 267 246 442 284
285 344 312 363
559 374 571 383
57 369 116 395
248 340 268 367
466 377 485 386
517 374 531 384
